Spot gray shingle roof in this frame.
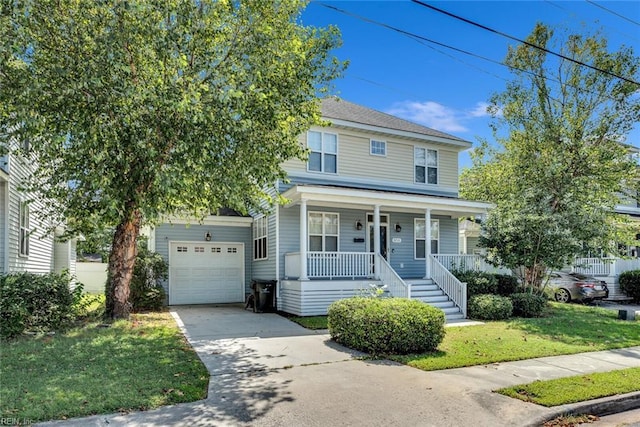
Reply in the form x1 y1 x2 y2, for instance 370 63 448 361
321 97 469 144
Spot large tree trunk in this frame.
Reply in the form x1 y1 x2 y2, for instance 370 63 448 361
106 210 142 320
524 263 546 290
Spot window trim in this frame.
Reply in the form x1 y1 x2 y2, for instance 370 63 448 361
253 216 268 261
414 146 439 185
19 198 29 257
370 139 387 157
306 130 338 174
414 218 439 260
308 211 340 252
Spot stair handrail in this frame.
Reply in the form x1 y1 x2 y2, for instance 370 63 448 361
429 255 467 318
376 255 410 299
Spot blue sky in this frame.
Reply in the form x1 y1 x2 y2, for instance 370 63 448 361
300 0 640 169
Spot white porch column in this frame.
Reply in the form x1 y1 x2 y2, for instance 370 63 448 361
374 204 381 279
299 199 308 280
424 208 432 279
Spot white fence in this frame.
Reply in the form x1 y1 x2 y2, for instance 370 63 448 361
377 254 409 299
75 262 108 294
430 256 467 317
285 252 374 279
434 254 511 275
573 257 640 277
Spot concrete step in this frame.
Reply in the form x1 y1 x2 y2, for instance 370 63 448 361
411 289 445 298
416 295 449 303
410 284 440 292
426 301 455 309
445 313 465 321
405 279 435 286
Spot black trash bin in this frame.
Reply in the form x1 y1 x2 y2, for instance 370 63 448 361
251 280 277 313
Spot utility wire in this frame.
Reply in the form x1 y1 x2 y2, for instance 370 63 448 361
411 0 640 86
585 0 640 28
320 3 621 102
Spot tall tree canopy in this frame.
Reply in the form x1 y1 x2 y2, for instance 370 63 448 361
1 0 344 318
461 23 640 287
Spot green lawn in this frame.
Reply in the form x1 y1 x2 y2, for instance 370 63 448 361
290 303 640 370
392 303 640 370
0 309 209 423
496 367 640 406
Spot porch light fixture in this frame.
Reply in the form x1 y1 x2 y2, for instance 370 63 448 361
205 231 212 241
395 223 402 233
355 220 363 231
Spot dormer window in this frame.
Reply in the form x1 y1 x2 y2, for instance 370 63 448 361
414 147 438 185
307 131 337 174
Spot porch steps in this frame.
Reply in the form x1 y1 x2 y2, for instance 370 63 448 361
406 279 465 322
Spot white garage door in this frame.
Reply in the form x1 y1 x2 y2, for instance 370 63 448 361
169 242 244 305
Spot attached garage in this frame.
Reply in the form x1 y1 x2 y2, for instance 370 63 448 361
169 241 245 305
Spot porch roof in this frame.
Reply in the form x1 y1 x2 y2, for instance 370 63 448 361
282 184 492 218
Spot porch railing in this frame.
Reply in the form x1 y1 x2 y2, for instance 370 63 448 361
573 257 640 277
284 251 375 279
434 254 511 275
430 255 467 318
377 254 409 299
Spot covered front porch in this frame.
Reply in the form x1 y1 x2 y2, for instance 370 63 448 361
277 184 492 317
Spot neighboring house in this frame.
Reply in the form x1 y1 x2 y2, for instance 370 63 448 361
149 98 491 320
458 218 482 255
0 141 77 276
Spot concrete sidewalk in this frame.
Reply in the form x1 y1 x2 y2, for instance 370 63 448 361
37 305 640 427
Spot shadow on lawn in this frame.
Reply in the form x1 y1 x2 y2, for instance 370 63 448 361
506 303 640 348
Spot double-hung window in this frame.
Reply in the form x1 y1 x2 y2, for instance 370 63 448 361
414 218 439 259
414 147 438 184
308 212 339 252
307 131 337 173
253 216 268 260
370 139 386 156
19 200 29 257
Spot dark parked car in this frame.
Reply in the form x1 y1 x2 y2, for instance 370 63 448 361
548 272 609 303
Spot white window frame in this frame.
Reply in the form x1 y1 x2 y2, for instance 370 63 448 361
253 216 268 260
414 147 438 185
19 199 29 257
307 130 338 174
308 211 339 252
370 139 387 157
414 218 439 259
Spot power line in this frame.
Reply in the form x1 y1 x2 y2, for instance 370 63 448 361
411 0 640 87
585 0 640 28
319 3 621 102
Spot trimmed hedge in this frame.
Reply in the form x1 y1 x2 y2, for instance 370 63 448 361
509 292 547 318
0 271 82 339
495 274 519 296
619 270 640 303
328 297 445 355
130 246 168 311
468 294 513 320
451 270 498 298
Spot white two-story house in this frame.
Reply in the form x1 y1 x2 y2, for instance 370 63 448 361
149 98 492 320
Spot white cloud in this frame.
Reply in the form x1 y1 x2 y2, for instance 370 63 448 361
386 101 468 132
468 102 492 118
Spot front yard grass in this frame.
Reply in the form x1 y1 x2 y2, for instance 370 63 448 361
0 310 209 423
288 315 329 330
392 303 640 370
496 367 640 406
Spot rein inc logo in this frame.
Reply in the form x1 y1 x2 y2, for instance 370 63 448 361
0 418 33 426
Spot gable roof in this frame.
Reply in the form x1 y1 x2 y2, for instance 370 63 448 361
321 97 471 147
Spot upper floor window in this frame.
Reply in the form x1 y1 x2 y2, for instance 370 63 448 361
414 218 439 259
414 147 438 185
308 212 339 252
307 131 337 174
19 200 30 256
370 139 386 156
253 216 268 260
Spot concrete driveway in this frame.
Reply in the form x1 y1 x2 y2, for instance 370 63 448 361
38 304 640 427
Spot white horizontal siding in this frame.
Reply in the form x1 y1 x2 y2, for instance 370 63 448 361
0 182 6 273
279 279 381 316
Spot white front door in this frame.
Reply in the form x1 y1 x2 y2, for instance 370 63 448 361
169 242 244 305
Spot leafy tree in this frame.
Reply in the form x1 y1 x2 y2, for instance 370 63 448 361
1 0 344 318
461 23 640 287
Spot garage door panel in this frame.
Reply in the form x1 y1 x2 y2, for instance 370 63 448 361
169 242 244 305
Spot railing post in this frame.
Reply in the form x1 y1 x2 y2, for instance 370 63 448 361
424 208 432 279
609 258 617 278
374 205 381 279
299 199 308 280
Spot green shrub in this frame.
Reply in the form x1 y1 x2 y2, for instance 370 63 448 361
509 292 547 318
452 270 498 298
328 297 445 355
619 270 640 303
495 274 519 296
468 294 513 320
130 246 168 311
0 271 82 339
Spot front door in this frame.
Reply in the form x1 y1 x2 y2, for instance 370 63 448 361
367 214 389 260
